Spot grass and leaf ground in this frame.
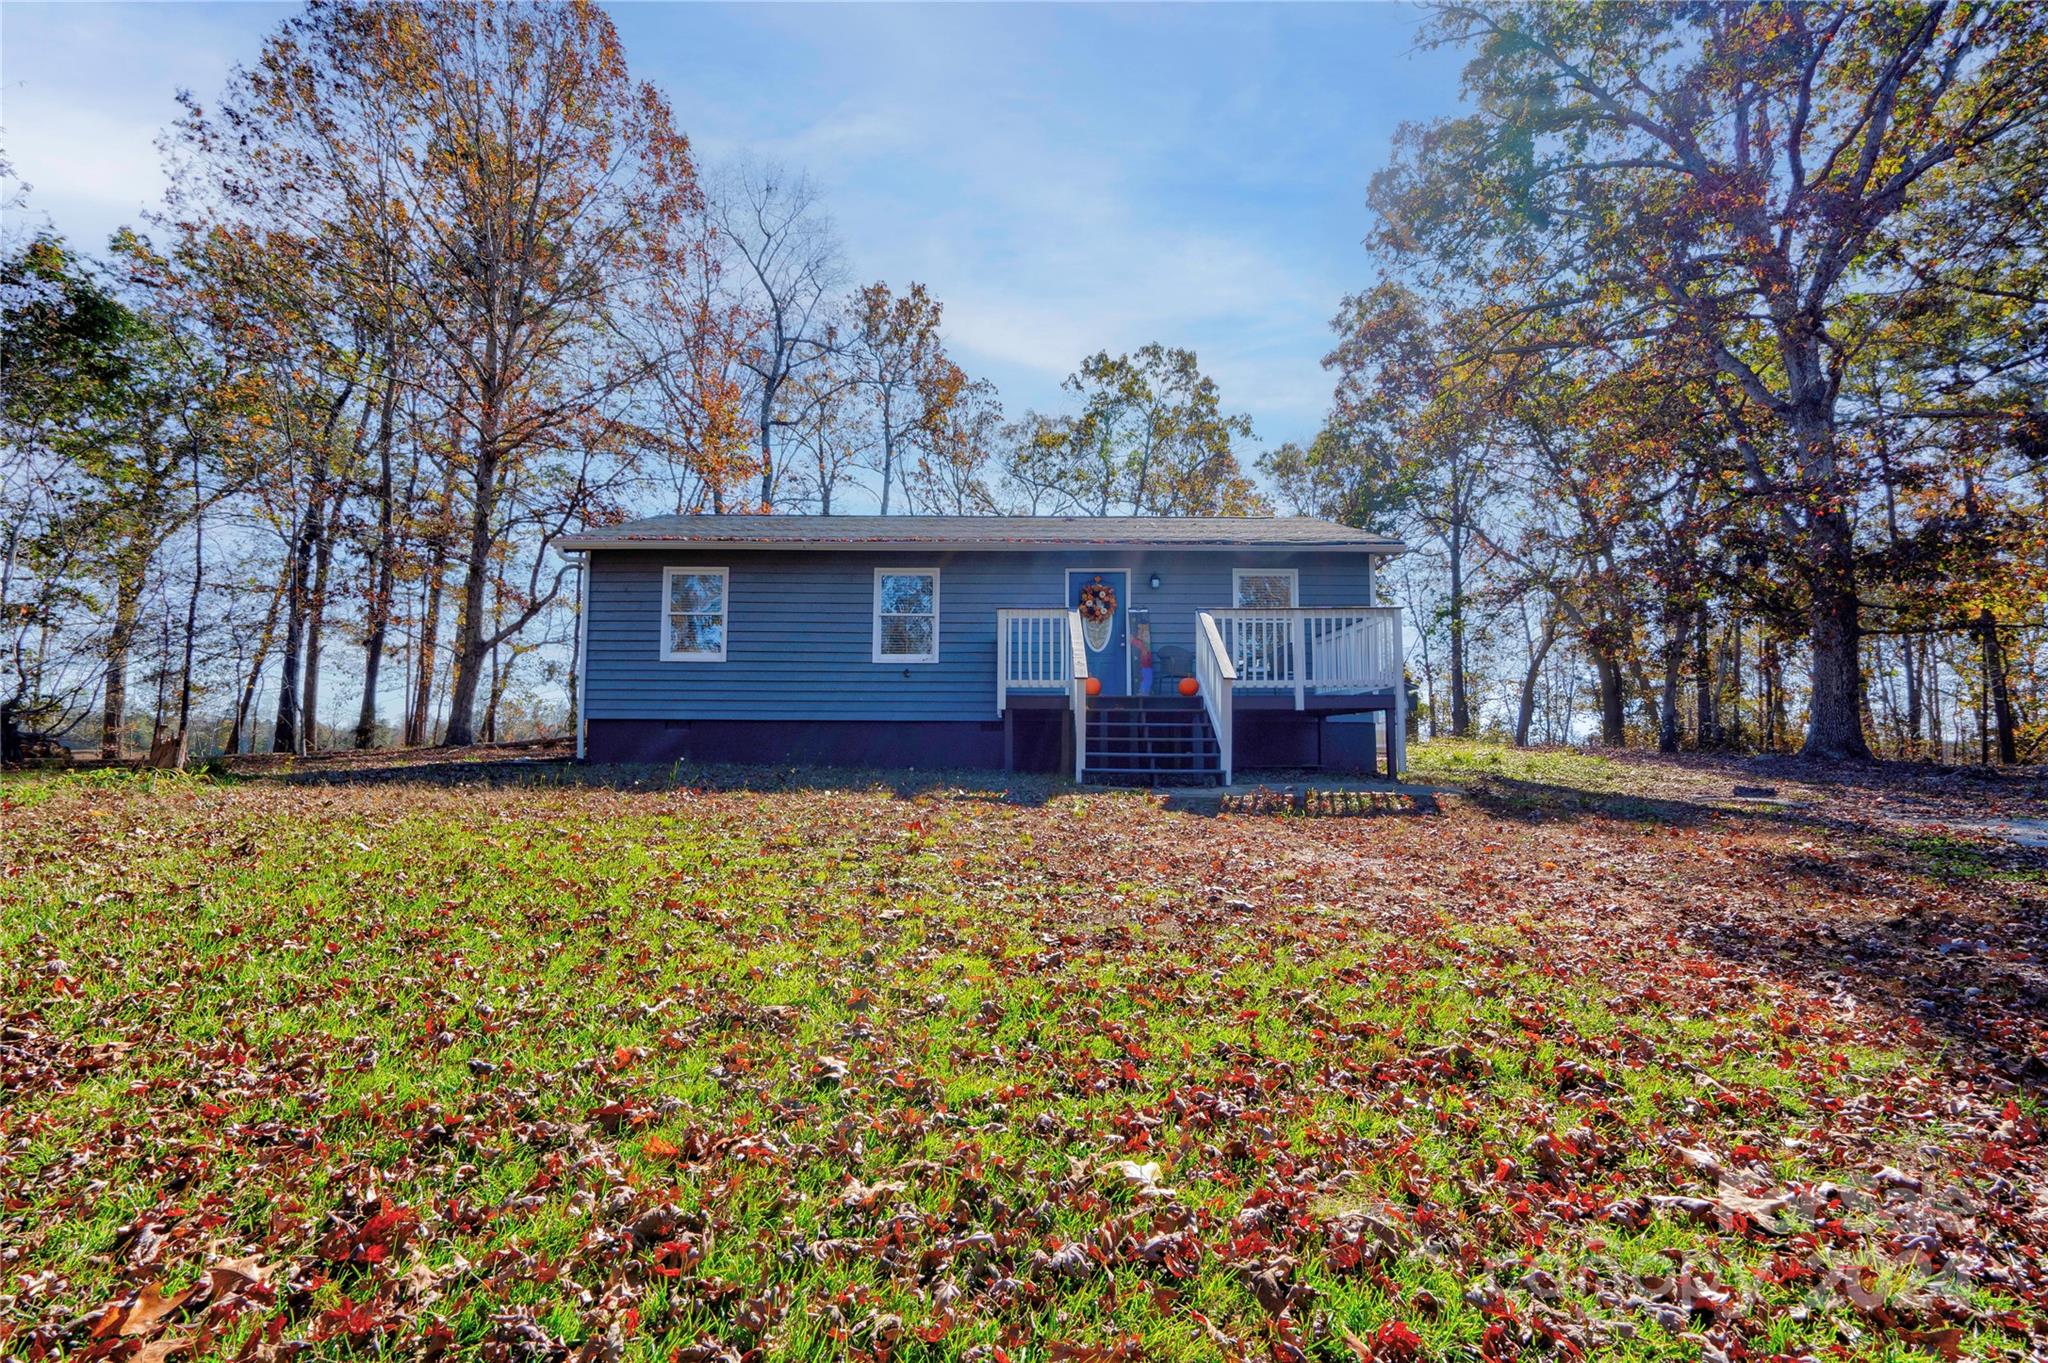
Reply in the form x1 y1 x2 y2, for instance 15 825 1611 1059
2 743 2045 1361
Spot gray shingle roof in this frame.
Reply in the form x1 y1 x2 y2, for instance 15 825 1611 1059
557 515 1402 553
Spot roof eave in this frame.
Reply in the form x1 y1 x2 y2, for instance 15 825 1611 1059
555 536 1404 555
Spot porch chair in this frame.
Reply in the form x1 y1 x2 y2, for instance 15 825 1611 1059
1150 644 1193 695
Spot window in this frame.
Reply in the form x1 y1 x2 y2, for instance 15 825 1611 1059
1229 568 1299 680
873 568 939 664
661 567 728 661
1233 568 1299 609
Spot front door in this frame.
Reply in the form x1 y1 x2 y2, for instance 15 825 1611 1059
1068 570 1129 696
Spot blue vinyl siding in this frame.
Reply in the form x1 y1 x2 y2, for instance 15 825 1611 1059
584 547 1377 723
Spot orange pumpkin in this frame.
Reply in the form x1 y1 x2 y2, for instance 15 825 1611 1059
1178 676 1199 697
1085 676 1102 696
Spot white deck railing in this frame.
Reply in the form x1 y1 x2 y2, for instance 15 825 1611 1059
997 604 1402 781
1209 607 1401 709
1066 610 1089 782
995 608 1073 714
1194 612 1236 785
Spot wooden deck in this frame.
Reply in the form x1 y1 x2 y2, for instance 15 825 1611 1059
997 606 1405 780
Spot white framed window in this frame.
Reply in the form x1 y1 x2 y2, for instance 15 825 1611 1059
873 567 939 664
661 566 728 662
1233 567 1299 609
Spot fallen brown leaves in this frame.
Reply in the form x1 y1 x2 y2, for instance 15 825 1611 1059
0 758 2043 1360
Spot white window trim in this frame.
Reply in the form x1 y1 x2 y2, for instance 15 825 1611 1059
872 566 940 665
1232 566 1299 608
660 566 729 662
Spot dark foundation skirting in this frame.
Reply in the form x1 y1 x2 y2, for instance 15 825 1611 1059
587 717 1015 770
586 711 1380 777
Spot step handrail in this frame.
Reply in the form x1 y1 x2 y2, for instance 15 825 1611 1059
1067 609 1089 782
1195 611 1236 786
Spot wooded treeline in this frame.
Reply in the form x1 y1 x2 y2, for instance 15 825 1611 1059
3 1 2044 766
1264 1 2048 763
1 0 1269 762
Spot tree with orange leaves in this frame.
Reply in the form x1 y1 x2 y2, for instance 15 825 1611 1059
348 0 703 747
845 281 964 516
625 208 765 515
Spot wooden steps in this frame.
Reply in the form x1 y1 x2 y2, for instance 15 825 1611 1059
1081 696 1222 786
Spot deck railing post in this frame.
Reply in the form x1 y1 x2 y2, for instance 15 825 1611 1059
1392 678 1407 778
996 611 1010 715
1290 614 1305 711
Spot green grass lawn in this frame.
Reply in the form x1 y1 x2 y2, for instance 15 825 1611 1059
1404 738 1641 792
1 764 2041 1360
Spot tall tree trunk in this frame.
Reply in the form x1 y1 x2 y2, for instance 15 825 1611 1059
1800 501 1871 760
757 386 776 511
1875 422 1916 758
273 385 354 755
442 400 503 748
1902 630 1924 757
407 456 456 746
230 583 286 757
1725 616 1743 750
1694 609 1717 748
170 461 204 768
1976 641 1991 765
1514 604 1558 748
149 606 172 753
100 562 144 761
1980 612 2017 765
355 365 402 748
1923 635 1943 761
1447 526 1470 737
877 390 895 516
300 492 345 753
1408 597 1440 740
1758 645 1773 752
1658 613 1685 754
1592 645 1626 747
1763 636 1788 753
484 606 500 745
408 543 448 747
485 642 517 744
271 510 312 755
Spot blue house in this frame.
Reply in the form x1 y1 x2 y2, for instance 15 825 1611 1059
559 515 1407 783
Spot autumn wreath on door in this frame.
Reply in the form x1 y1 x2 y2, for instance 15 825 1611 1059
1078 576 1118 652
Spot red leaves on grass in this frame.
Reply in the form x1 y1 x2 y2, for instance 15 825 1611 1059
1340 1319 1424 1362
317 1204 418 1266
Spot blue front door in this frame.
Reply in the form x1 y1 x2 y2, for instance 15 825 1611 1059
1069 570 1129 696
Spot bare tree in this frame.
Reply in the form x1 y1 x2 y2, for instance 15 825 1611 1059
712 161 844 511
783 358 867 515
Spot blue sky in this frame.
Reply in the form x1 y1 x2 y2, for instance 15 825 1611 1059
2 2 1468 468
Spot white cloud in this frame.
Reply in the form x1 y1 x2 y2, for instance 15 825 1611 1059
697 41 1360 446
1 2 278 245
3 0 1428 447
3 104 168 240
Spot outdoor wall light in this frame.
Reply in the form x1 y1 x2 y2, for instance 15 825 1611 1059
1148 573 1162 589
